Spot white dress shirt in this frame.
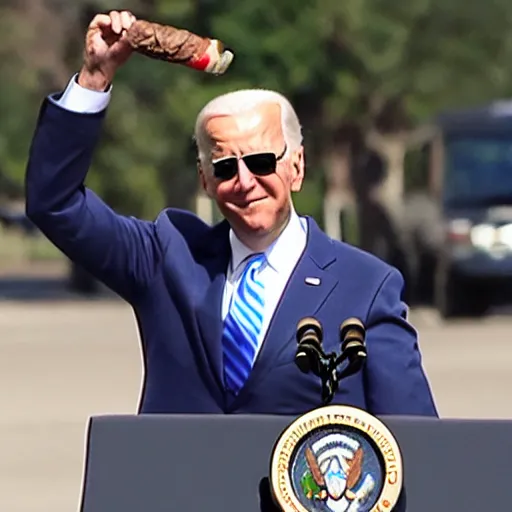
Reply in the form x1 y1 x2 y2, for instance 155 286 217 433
54 74 309 357
222 211 308 356
53 74 111 113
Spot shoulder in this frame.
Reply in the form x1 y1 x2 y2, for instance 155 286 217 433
331 236 398 281
153 207 230 254
322 235 406 306
303 216 403 296
156 207 211 234
331 239 408 318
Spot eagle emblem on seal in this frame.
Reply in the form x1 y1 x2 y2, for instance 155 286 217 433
300 433 376 511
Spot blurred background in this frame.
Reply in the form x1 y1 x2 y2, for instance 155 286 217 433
3 0 512 510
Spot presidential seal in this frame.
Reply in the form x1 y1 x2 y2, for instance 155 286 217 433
270 405 402 512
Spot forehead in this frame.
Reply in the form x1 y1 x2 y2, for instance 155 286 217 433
203 103 284 151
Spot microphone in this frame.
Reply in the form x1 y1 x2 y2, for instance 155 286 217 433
338 317 367 378
295 317 324 376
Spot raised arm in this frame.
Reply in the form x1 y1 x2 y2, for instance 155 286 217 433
363 268 439 416
25 11 160 302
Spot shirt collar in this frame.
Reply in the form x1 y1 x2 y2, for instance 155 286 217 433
229 207 307 275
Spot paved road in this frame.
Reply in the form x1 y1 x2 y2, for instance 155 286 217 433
1 300 512 511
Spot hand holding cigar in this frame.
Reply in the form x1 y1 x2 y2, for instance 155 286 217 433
78 11 234 92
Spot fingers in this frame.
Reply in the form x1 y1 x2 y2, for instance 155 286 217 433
89 13 112 30
109 11 122 34
110 10 136 34
89 11 136 34
120 11 136 31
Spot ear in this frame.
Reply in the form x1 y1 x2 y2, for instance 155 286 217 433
290 146 305 193
198 159 214 198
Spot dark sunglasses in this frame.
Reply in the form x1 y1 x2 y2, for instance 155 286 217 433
212 145 287 181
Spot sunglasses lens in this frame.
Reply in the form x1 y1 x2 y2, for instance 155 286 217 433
213 158 238 180
212 152 278 180
243 153 277 176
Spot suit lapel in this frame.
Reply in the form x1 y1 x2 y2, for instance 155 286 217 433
233 217 338 403
195 269 227 393
156 210 232 404
195 221 231 395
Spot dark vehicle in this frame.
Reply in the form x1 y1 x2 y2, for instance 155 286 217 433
412 101 512 318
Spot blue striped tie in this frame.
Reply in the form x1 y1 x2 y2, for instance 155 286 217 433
222 253 266 394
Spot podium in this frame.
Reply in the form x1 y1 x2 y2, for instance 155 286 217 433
79 413 512 511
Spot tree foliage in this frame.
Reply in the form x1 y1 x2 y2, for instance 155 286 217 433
2 0 512 223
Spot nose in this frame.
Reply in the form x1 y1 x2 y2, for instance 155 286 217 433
236 159 256 191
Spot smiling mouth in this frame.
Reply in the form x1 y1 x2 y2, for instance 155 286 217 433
234 198 266 208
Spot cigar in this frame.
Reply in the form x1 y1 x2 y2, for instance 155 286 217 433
126 20 234 75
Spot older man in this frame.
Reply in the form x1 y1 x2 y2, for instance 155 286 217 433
25 11 437 416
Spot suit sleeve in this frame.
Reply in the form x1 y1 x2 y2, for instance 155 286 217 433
363 268 438 417
25 97 161 302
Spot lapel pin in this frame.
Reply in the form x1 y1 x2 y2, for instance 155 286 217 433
305 277 321 286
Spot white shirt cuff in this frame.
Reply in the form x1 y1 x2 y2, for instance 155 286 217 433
51 74 112 114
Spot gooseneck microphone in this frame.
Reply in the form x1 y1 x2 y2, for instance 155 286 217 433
337 317 367 381
294 316 368 405
295 317 324 376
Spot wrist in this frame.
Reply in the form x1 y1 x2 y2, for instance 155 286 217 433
77 66 112 92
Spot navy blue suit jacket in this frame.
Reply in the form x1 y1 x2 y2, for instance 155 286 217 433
25 98 438 417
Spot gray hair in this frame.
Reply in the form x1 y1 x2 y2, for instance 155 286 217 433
194 89 303 170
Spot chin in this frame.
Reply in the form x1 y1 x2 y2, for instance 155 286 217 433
239 216 273 235
229 208 274 234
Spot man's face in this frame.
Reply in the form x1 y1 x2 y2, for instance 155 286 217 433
199 103 304 242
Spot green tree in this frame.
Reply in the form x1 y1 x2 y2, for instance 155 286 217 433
3 0 512 231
